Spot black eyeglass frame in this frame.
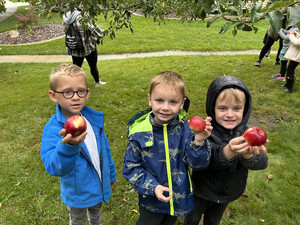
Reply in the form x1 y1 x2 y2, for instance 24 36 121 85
54 89 89 99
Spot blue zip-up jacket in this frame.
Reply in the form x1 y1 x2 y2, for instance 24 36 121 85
41 104 117 208
123 106 211 217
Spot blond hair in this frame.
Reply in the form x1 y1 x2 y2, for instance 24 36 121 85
49 64 88 90
217 88 245 104
149 71 185 97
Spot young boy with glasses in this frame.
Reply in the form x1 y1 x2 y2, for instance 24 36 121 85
41 64 117 225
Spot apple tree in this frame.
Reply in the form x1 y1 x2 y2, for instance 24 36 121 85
1 0 300 38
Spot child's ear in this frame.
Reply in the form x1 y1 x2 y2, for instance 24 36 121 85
180 97 186 109
148 93 152 106
48 90 58 103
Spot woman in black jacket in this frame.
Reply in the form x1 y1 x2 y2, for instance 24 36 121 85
185 76 268 225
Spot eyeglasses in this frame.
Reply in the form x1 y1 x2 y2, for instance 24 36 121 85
54 89 89 99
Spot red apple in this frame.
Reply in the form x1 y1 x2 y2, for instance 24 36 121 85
243 126 267 146
189 116 206 132
64 115 87 137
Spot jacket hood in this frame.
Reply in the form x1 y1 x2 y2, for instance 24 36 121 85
63 10 81 25
206 76 252 133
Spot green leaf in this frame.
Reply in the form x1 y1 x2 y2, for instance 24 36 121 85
232 27 237 36
242 24 253 31
287 5 300 27
207 14 221 27
219 22 232 34
265 10 284 34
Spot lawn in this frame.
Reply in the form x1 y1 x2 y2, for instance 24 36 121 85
0 3 300 225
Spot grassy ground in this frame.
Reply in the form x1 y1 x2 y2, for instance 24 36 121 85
0 55 299 225
0 3 300 225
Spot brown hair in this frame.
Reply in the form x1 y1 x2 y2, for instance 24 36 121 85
49 64 88 90
149 71 185 97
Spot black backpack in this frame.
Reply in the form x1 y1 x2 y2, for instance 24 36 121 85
65 23 84 50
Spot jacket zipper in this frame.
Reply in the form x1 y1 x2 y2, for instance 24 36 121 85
163 124 174 216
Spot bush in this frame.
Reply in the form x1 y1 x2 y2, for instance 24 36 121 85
15 11 39 30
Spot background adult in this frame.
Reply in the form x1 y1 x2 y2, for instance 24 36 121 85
63 10 106 87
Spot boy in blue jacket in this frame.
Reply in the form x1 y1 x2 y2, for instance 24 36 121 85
123 71 212 225
41 64 117 225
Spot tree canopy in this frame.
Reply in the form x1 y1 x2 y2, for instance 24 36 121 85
1 0 300 38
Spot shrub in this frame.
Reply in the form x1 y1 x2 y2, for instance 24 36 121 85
15 11 39 31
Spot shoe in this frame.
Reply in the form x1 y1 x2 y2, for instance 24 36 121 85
284 88 293 93
255 60 261 66
272 73 281 78
273 77 285 81
274 61 280 65
94 81 107 87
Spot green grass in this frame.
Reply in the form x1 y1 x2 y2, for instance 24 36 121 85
0 55 299 225
0 6 273 55
0 3 300 225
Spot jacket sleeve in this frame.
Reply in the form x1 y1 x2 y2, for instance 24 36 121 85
289 34 300 47
123 141 160 196
239 153 268 170
278 29 290 40
184 135 211 171
40 123 81 177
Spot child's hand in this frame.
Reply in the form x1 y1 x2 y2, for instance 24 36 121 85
243 139 269 158
154 185 172 203
193 117 213 146
225 136 268 160
59 128 87 145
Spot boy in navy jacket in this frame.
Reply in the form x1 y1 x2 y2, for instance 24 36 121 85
123 71 212 225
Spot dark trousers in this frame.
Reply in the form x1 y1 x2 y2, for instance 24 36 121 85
184 196 229 225
280 60 288 77
72 49 100 83
259 35 282 62
136 206 177 225
286 60 299 80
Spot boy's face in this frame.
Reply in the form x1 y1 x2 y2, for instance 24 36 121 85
148 84 185 125
214 93 244 130
48 75 89 118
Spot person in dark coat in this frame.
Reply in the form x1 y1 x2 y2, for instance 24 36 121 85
185 76 268 225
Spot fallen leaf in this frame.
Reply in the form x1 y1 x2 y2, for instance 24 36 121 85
120 121 125 125
131 209 138 214
242 193 248 198
130 189 135 193
16 181 21 186
122 198 128 202
266 173 273 180
225 210 233 218
260 219 265 222
256 192 261 197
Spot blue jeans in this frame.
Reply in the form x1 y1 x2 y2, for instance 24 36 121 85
67 203 102 225
136 205 177 225
184 196 228 225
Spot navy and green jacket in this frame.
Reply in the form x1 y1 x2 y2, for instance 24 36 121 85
123 106 211 217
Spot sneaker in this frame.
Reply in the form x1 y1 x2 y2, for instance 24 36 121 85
273 76 285 81
255 60 261 66
94 81 107 87
274 61 280 65
272 73 281 78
